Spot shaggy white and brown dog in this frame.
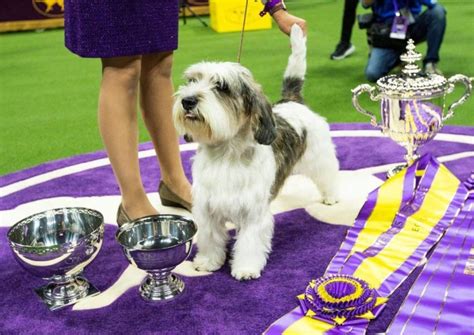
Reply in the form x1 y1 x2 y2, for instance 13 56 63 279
173 25 339 280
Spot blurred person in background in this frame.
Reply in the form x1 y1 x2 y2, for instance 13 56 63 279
362 0 446 82
330 0 359 60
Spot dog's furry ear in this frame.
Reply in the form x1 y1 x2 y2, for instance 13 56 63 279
243 81 277 145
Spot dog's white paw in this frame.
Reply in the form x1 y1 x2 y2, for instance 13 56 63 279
231 266 262 281
193 253 225 272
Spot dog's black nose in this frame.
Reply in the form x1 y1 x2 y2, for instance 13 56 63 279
182 96 198 111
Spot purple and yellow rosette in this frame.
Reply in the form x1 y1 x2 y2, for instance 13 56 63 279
297 275 387 326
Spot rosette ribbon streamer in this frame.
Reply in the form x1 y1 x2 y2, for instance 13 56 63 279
387 172 474 335
265 154 469 334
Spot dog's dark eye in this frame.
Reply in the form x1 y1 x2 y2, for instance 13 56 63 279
188 77 198 83
215 81 229 93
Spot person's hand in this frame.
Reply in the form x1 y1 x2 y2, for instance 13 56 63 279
272 10 307 36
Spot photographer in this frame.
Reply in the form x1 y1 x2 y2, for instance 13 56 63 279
361 0 446 82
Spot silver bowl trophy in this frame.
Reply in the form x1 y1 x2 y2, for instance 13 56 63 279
7 207 104 310
352 39 472 177
116 214 197 302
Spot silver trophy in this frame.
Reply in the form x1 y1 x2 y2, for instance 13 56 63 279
116 214 197 301
352 39 472 177
7 207 104 310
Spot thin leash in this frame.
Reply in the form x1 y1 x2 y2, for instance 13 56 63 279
237 0 250 63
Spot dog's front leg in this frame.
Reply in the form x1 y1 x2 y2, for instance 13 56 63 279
231 210 274 280
193 207 229 272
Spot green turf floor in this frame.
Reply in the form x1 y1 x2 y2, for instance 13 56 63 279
1 0 473 175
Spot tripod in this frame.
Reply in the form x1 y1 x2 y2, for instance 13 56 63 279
180 0 208 27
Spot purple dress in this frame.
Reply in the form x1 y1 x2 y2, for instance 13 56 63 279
64 0 179 58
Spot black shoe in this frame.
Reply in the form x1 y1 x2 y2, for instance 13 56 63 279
330 42 356 60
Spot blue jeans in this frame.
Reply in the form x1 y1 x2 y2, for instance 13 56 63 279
365 4 447 82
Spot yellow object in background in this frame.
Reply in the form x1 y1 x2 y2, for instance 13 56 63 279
209 0 272 33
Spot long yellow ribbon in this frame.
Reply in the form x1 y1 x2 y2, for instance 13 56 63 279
276 163 462 335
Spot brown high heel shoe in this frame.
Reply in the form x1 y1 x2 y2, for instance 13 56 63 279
158 181 192 212
116 203 132 227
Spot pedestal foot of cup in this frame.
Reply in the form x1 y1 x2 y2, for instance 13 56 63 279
35 275 100 311
140 273 185 302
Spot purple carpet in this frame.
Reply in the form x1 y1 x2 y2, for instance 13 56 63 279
1 123 473 334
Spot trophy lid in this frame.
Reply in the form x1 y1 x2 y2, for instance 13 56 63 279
376 39 449 99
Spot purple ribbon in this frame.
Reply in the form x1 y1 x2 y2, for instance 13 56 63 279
434 214 474 334
387 177 474 335
325 186 380 275
324 155 467 329
392 0 400 14
379 181 467 298
464 172 474 191
339 155 448 297
265 156 468 335
326 155 427 275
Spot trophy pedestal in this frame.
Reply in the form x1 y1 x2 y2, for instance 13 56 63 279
387 152 419 179
140 273 185 301
35 275 100 311
387 164 407 179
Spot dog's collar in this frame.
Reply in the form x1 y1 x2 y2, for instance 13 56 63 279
260 0 286 17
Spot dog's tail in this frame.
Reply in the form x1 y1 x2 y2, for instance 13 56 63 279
281 24 307 104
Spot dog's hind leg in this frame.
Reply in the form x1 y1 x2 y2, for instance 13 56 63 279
193 209 229 272
296 142 340 205
230 210 274 280
310 157 340 205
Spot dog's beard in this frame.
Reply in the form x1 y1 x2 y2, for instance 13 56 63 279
173 90 243 144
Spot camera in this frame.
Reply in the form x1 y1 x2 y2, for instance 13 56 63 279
357 13 374 29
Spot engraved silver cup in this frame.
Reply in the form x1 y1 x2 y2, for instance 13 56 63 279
7 207 104 310
116 215 197 302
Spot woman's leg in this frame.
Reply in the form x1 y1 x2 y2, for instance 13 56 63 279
99 56 158 219
140 51 192 204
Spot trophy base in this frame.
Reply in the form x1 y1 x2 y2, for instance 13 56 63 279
387 163 408 179
35 276 100 311
140 273 185 302
387 151 420 179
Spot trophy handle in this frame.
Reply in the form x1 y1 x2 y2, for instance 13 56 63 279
351 84 382 128
444 74 472 121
